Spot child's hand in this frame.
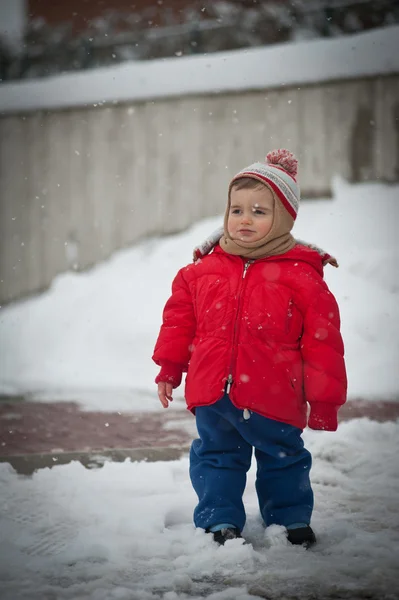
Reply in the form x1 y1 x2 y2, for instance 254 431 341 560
157 381 173 408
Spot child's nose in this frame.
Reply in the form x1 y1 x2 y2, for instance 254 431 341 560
241 213 252 224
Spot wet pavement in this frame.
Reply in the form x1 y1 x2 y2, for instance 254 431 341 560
0 397 398 473
0 399 194 456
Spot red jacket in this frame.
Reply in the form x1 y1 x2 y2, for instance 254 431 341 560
153 244 347 431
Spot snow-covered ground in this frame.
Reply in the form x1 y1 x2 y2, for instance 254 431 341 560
1 418 398 600
0 177 398 411
0 25 398 114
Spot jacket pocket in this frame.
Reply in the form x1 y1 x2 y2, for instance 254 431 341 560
287 370 304 405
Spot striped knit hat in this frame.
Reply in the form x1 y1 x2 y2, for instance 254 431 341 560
229 149 300 220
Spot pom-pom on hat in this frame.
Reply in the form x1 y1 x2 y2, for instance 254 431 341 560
229 149 300 220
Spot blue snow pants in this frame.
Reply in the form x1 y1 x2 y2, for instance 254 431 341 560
189 393 313 532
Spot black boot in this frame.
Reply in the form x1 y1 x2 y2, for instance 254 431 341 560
208 527 242 545
287 525 316 548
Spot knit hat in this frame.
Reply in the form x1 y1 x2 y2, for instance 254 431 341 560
229 149 300 220
219 149 299 259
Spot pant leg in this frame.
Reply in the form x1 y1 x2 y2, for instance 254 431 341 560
233 409 314 527
190 395 253 532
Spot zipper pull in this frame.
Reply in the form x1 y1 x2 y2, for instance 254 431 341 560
243 408 251 420
226 374 233 394
243 261 251 278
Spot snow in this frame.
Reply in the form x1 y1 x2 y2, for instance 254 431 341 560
0 418 398 599
0 25 398 114
0 177 398 410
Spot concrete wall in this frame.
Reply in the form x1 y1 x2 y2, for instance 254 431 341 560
0 74 398 304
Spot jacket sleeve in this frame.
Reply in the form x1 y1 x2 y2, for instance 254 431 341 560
300 285 347 431
152 267 196 388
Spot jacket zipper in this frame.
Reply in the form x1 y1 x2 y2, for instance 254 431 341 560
243 260 251 279
225 260 252 395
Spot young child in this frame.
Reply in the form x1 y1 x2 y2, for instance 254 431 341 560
153 149 347 547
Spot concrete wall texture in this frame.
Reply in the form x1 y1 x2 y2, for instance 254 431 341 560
0 74 398 304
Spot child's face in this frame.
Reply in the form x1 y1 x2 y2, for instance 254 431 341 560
228 184 274 243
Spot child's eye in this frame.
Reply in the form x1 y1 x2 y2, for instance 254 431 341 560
253 209 265 215
231 209 241 215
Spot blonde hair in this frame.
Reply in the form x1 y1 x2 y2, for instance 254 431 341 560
230 177 265 194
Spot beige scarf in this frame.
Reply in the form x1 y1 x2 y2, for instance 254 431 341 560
220 185 296 259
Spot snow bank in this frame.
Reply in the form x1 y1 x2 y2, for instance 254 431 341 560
0 178 398 410
0 418 398 599
0 25 398 114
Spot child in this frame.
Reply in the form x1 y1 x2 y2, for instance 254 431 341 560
153 149 347 547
